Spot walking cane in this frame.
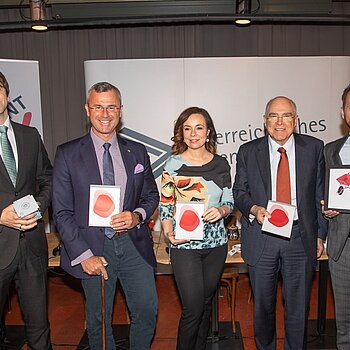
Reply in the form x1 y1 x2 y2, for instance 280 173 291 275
101 274 106 350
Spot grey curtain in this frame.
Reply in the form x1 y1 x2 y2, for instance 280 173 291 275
0 23 350 159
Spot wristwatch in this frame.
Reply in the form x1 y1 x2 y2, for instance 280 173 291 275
133 211 143 228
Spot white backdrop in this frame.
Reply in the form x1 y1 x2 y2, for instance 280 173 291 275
84 57 350 184
0 59 43 137
0 59 48 230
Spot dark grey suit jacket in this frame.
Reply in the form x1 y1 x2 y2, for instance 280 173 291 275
324 136 350 261
233 133 327 268
0 121 52 270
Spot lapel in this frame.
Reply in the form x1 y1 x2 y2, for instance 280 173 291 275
117 136 135 208
0 148 12 187
13 122 27 188
332 136 348 165
256 136 271 199
79 133 102 185
294 133 308 208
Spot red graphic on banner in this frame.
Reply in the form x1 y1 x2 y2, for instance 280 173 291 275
22 112 32 126
179 205 200 231
93 191 115 218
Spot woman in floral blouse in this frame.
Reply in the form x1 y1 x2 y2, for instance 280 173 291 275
160 106 234 350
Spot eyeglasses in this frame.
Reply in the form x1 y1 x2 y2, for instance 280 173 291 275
265 114 295 122
88 105 122 113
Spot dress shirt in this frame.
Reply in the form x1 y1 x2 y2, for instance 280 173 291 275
90 130 127 211
339 135 350 165
0 117 18 170
268 134 298 219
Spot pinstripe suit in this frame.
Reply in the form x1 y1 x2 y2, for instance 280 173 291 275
325 136 350 350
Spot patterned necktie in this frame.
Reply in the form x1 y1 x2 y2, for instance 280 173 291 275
276 147 291 204
103 143 116 238
0 125 17 186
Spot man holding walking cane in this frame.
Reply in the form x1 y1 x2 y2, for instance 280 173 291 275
53 82 159 350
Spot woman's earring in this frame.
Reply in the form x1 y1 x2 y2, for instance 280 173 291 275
206 138 209 143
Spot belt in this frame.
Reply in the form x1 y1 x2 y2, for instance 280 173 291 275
293 220 299 226
112 230 128 238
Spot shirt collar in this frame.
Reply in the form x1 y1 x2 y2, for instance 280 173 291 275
90 129 118 150
268 134 295 155
1 117 11 129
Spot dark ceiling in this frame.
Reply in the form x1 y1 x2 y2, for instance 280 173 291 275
1 0 350 31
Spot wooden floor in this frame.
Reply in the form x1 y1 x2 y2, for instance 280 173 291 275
4 269 335 350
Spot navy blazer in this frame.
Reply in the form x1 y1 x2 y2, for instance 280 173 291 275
233 133 327 267
52 133 159 279
0 121 52 270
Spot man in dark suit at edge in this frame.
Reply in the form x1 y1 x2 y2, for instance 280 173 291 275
233 96 327 350
322 84 350 350
52 82 159 350
0 72 52 349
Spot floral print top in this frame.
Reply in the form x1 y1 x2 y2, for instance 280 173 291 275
160 154 234 249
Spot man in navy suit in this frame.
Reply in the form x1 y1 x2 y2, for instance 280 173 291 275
0 72 52 349
233 96 327 350
52 82 159 350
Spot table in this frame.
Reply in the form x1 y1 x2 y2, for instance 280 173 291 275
47 231 244 266
47 232 60 267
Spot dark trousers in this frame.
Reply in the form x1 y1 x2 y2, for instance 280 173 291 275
329 238 350 350
170 244 227 350
0 235 51 350
248 226 314 350
81 234 158 350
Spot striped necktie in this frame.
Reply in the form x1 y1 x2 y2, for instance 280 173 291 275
0 125 17 186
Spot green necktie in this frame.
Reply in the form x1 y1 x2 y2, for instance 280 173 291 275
0 125 17 186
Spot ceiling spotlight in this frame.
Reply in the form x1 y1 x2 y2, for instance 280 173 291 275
29 0 48 31
235 0 252 25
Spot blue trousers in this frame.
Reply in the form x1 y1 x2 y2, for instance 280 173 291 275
81 234 158 350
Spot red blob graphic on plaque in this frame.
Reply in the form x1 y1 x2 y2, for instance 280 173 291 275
336 172 350 195
179 205 200 231
93 190 115 218
268 205 289 227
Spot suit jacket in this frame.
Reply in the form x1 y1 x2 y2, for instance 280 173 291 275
233 133 327 267
52 133 159 279
324 136 350 261
0 121 52 270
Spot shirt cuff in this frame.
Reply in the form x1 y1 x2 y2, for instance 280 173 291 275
71 249 93 266
133 208 146 221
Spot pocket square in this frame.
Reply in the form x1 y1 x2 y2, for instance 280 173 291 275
134 163 144 174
